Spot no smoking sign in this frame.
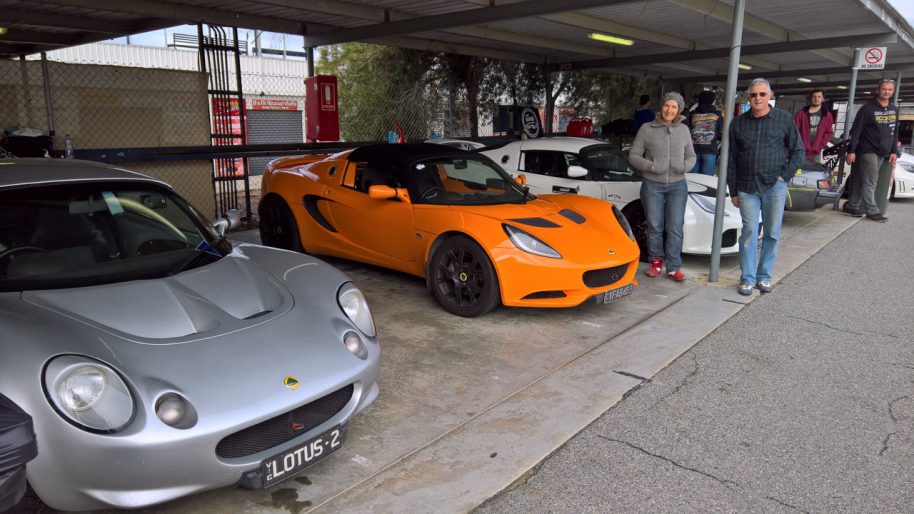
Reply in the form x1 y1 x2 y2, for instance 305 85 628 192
857 46 887 69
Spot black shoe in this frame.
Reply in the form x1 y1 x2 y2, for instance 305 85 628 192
842 204 864 217
865 213 888 222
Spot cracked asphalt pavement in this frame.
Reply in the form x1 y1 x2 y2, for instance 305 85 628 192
475 198 914 513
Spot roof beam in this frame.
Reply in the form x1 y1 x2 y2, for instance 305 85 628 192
0 29 79 46
0 8 135 34
670 0 850 66
302 0 640 47
39 0 308 34
379 35 544 62
671 62 914 84
39 0 550 61
549 32 896 72
456 0 780 70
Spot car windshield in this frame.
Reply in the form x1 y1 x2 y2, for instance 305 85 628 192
0 182 230 292
410 156 528 205
580 144 641 181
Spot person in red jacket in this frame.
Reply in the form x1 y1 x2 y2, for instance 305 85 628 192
793 90 835 162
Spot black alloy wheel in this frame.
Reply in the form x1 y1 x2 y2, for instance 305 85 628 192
258 195 303 252
624 204 650 263
429 236 500 317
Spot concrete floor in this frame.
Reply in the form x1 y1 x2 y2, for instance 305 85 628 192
109 205 857 514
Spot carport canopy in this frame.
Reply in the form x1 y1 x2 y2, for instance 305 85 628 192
4 0 914 100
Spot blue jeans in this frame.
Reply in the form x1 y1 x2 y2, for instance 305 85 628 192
737 180 787 285
691 153 717 175
640 179 688 271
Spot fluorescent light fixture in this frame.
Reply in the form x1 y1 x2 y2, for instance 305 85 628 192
837 85 848 89
797 77 812 83
738 63 752 70
588 33 634 46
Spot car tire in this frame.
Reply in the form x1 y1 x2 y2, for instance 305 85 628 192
623 203 650 263
428 236 500 317
259 195 304 252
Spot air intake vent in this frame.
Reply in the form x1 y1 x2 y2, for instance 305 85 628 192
558 209 585 224
507 217 560 228
216 384 353 459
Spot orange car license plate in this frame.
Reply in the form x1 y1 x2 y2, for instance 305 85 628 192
601 283 633 304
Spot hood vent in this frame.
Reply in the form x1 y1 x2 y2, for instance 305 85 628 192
559 209 585 224
507 217 560 228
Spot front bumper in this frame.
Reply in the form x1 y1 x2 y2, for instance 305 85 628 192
491 246 640 308
786 187 826 211
681 200 742 255
27 379 379 511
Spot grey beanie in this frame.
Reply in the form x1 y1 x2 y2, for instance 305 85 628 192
662 91 684 113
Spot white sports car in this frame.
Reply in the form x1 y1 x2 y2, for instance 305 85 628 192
892 153 914 198
480 137 743 257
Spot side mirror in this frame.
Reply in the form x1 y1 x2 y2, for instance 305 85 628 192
368 185 398 200
515 173 527 186
567 165 588 179
212 209 241 237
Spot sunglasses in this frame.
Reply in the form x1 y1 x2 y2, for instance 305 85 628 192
749 92 769 98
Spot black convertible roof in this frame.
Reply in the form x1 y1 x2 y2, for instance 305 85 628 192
348 143 473 166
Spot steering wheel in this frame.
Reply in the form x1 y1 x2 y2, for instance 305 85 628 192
0 246 48 262
421 186 445 200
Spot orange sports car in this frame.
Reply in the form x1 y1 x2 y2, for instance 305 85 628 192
259 143 639 317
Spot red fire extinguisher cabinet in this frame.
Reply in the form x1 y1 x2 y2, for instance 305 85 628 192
305 75 340 142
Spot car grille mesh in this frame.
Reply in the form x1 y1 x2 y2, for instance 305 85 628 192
215 384 354 459
722 229 737 248
583 264 630 288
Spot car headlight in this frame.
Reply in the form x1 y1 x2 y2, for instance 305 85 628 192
612 205 634 241
338 283 376 337
899 162 914 173
689 193 720 215
343 331 368 360
502 224 561 259
44 355 134 433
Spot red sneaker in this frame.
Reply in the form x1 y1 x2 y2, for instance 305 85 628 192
666 269 686 282
646 257 663 277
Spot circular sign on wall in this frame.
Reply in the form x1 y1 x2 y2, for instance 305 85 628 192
521 107 541 138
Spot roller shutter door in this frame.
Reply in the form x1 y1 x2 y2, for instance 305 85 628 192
246 109 303 175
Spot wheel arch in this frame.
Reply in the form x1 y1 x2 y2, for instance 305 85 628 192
424 230 494 290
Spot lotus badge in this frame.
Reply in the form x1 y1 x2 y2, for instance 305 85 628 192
283 376 300 390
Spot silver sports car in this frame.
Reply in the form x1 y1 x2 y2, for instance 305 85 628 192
0 159 380 511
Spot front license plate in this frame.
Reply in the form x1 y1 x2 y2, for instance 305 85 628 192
601 283 634 304
261 426 345 488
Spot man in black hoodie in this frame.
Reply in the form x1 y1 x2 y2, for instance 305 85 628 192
688 90 723 175
845 79 900 222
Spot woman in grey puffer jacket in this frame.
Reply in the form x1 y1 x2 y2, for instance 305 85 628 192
628 91 696 281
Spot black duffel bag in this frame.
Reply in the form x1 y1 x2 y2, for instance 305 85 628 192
0 394 37 513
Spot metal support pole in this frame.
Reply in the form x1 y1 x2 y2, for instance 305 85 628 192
708 0 746 282
39 52 56 138
843 48 861 138
307 47 315 77
893 69 902 105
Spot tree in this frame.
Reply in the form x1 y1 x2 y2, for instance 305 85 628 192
317 43 437 141
437 54 494 138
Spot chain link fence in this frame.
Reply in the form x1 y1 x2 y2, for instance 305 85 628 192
2 42 588 226
0 58 216 216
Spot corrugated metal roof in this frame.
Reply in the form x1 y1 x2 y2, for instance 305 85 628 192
2 0 912 90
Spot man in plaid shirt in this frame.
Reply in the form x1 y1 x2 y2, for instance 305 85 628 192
728 78 805 296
